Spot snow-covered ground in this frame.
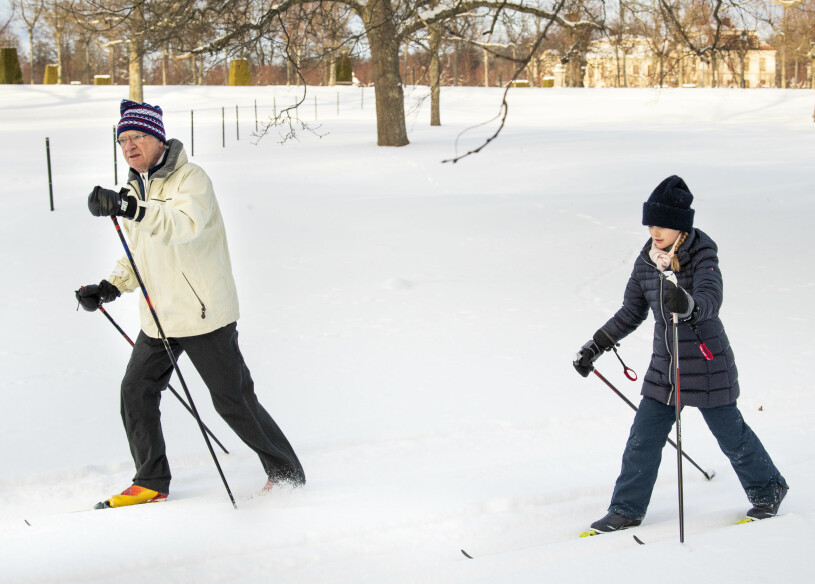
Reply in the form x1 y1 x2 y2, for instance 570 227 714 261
0 84 812 583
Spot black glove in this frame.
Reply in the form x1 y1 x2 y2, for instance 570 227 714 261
573 329 616 377
75 280 121 312
88 186 139 220
663 280 695 321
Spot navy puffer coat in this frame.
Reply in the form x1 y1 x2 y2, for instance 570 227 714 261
600 228 739 408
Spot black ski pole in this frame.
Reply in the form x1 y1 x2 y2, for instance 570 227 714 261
592 368 715 481
672 312 685 543
110 217 237 509
97 305 229 455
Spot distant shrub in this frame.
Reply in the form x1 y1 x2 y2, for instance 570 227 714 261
43 64 59 84
229 60 251 86
0 48 23 84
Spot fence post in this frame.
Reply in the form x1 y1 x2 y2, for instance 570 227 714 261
112 126 118 185
46 137 54 211
236 105 239 141
254 99 258 131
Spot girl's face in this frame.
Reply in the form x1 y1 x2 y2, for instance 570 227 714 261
648 226 681 250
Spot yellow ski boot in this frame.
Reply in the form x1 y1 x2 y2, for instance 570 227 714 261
95 485 168 509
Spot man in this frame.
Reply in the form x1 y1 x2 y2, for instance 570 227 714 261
76 100 305 508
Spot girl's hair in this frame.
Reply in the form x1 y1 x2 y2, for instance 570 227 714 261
671 232 689 271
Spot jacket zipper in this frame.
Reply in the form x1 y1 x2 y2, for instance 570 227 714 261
641 252 677 405
182 273 207 319
657 272 677 406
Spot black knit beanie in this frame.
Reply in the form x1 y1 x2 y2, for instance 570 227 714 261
642 175 694 232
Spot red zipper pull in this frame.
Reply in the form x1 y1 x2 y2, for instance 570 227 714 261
699 342 713 361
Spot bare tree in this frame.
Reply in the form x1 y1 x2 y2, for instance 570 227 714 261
189 0 602 147
70 0 213 99
1 1 15 36
19 0 44 83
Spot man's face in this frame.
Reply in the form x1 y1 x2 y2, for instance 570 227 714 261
118 131 165 174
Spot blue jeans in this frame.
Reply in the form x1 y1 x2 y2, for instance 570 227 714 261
609 396 787 521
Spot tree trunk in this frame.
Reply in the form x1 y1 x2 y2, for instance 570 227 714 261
55 26 62 83
28 28 35 84
364 0 408 146
108 44 115 83
129 40 143 102
85 38 91 84
162 48 167 85
483 47 489 87
429 24 441 127
453 41 459 86
128 6 145 101
328 52 336 86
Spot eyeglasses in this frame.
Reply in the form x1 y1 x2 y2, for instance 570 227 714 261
117 133 150 146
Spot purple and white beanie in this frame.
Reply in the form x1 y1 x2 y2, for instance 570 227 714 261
117 99 166 142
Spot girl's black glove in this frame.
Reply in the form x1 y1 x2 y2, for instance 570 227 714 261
663 280 695 321
573 329 615 377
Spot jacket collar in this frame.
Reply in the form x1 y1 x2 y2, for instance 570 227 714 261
128 138 186 182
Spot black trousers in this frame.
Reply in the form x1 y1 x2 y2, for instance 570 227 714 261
120 322 305 493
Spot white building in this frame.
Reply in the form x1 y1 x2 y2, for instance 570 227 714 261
584 32 776 88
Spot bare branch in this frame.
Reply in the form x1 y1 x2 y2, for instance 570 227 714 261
443 0 569 163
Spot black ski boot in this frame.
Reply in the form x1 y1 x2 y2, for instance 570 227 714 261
580 511 642 537
743 484 788 522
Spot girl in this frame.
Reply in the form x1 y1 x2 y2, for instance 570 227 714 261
573 175 788 534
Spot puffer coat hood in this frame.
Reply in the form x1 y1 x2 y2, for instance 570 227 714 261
600 229 739 408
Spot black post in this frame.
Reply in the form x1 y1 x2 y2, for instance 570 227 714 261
46 137 54 211
254 99 258 131
97 306 230 454
110 217 237 509
112 126 118 185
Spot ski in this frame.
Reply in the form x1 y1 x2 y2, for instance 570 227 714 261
579 529 600 538
578 528 639 539
736 513 780 525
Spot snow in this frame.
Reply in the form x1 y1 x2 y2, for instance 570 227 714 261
0 83 813 583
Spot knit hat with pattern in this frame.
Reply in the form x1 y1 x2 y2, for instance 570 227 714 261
116 99 166 143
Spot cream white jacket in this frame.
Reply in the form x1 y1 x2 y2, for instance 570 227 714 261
108 139 240 339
